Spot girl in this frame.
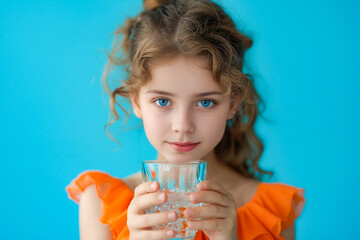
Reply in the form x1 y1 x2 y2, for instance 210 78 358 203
66 0 305 239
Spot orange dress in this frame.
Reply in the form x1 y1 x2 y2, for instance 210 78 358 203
66 171 305 240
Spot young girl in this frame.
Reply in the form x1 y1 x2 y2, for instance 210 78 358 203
66 0 305 239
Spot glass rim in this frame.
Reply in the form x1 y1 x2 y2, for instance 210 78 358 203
141 160 206 165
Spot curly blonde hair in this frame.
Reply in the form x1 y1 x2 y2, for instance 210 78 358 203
102 0 272 180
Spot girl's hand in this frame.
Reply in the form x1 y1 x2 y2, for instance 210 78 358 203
127 181 178 240
184 180 238 240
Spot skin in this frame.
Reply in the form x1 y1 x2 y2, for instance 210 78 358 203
132 56 235 164
79 183 295 239
79 185 113 240
79 56 296 239
128 56 238 240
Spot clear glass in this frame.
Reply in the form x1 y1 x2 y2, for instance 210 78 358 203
141 160 207 240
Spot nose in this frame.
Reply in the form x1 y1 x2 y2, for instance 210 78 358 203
172 107 195 134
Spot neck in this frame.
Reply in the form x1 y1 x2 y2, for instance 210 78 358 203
203 151 249 190
203 151 230 179
202 150 221 176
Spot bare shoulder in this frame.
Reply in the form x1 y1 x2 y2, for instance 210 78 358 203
79 185 112 240
232 176 296 239
77 173 141 240
121 171 142 192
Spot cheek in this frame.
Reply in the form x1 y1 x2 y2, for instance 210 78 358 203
142 111 169 141
198 113 228 142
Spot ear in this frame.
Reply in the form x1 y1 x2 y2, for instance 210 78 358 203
227 109 237 120
130 92 142 119
227 98 241 119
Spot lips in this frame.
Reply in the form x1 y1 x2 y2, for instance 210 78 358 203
168 142 199 152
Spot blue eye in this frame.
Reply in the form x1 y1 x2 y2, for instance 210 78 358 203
198 100 214 108
155 99 170 107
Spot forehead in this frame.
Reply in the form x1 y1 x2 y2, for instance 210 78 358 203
142 56 224 93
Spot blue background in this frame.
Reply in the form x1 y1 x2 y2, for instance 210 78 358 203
1 0 359 239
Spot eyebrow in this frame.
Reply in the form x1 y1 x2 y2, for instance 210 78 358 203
145 90 224 97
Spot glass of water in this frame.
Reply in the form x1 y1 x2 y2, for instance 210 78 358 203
141 160 207 240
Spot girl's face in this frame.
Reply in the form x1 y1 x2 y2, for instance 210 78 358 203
131 56 235 163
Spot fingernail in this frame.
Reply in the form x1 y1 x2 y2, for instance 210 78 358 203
185 209 193 218
151 182 157 190
158 193 165 201
166 230 173 236
188 220 196 229
167 212 176 220
190 194 197 202
198 182 205 189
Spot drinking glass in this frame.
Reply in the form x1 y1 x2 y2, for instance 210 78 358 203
141 160 207 240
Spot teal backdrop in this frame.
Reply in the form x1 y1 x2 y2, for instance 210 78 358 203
1 0 359 239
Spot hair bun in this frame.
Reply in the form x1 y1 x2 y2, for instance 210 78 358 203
143 0 168 10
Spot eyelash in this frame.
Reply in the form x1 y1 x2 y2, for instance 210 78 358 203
154 98 171 107
153 98 217 109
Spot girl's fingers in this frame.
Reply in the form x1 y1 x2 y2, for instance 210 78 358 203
129 211 178 229
128 183 178 239
197 180 231 196
131 229 175 240
188 218 235 231
131 191 167 213
191 180 236 207
129 182 165 214
134 181 159 197
184 204 229 219
190 190 232 207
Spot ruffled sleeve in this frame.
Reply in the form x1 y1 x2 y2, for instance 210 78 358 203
237 183 305 240
66 171 134 240
66 173 304 240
